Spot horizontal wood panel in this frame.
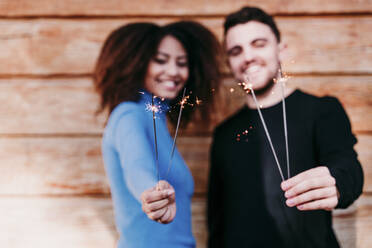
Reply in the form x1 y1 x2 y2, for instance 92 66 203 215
0 76 370 135
0 0 371 16
0 78 105 134
0 134 370 195
0 137 109 195
0 195 370 248
0 196 118 247
0 17 371 75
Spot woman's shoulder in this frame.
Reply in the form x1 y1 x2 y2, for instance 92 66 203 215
105 101 148 134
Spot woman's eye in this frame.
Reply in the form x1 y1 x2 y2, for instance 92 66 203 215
177 61 188 67
153 57 167 64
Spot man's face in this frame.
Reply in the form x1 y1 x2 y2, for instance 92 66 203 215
225 21 284 91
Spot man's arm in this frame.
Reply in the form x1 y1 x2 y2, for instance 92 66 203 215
281 97 364 210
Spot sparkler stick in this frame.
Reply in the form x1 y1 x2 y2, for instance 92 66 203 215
243 73 285 182
151 94 160 182
165 87 187 179
278 64 290 179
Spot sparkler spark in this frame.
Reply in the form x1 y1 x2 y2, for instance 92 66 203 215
146 103 160 114
195 97 202 105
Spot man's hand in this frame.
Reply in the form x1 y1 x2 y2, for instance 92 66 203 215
140 180 176 224
281 166 339 211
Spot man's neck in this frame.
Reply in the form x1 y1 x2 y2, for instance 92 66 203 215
246 81 295 109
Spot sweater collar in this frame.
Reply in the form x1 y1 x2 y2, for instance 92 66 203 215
139 90 170 115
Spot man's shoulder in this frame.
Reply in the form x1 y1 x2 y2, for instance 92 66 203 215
213 106 247 137
293 89 341 111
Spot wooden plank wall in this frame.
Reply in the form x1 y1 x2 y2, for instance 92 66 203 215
0 1 371 247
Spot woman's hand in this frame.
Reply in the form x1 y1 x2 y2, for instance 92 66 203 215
141 180 176 224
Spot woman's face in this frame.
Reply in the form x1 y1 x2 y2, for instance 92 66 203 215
145 35 189 99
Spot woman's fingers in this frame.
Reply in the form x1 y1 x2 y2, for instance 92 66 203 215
141 181 177 224
142 198 169 213
141 187 174 204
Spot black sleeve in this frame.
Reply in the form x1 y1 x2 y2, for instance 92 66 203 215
207 129 224 248
314 97 364 209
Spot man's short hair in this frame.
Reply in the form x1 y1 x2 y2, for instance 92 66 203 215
224 6 281 42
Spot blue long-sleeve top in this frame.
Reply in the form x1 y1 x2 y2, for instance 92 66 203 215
102 91 195 248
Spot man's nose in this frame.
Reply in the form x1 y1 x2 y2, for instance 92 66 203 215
242 48 255 62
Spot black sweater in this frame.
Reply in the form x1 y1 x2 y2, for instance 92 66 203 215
207 90 363 248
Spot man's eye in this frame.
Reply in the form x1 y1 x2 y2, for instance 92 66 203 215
228 47 242 56
253 41 266 48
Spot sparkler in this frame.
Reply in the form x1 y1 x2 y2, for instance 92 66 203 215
151 94 160 182
247 80 285 182
165 88 187 179
278 65 290 179
242 66 292 182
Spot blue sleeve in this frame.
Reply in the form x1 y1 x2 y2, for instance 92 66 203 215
112 110 158 201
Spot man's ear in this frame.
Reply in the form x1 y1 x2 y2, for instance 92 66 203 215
278 42 288 62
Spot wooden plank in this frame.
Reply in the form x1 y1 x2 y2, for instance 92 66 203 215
0 137 109 195
0 17 371 75
0 195 369 248
0 196 118 248
0 134 370 195
355 136 372 192
0 0 371 16
0 76 370 135
0 78 105 134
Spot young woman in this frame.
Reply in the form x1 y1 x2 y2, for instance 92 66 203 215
94 21 221 248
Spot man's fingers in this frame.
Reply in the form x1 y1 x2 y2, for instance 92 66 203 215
281 166 330 191
284 175 336 198
296 196 338 211
286 186 337 207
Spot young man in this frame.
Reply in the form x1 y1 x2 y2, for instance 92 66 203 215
207 7 364 248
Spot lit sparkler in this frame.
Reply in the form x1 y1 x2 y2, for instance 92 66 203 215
166 88 187 179
278 64 290 179
242 72 287 182
151 94 160 182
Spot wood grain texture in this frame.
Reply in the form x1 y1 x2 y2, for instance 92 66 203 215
0 76 370 134
0 0 371 16
0 78 105 134
0 134 370 195
0 196 118 248
0 195 370 248
0 17 371 75
0 136 108 195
